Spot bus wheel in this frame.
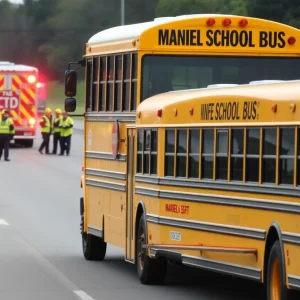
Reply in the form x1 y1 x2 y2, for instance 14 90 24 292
266 240 287 300
81 210 106 261
136 215 167 285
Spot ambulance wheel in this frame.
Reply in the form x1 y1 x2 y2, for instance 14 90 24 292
136 215 167 285
81 205 106 261
266 240 287 300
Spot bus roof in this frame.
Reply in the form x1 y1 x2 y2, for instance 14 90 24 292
87 14 298 46
136 80 300 125
0 63 38 72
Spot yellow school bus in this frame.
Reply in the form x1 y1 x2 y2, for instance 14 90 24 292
64 14 300 299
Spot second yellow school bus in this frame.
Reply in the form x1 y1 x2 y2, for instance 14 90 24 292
63 13 300 300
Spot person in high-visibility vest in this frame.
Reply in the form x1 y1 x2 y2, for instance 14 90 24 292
52 108 62 154
59 111 74 156
38 107 52 154
0 109 15 161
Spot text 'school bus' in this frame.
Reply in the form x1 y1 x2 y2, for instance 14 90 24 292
63 14 300 299
0 61 38 148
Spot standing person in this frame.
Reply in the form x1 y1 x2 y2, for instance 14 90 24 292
38 107 52 155
0 109 15 161
59 111 74 156
52 108 62 154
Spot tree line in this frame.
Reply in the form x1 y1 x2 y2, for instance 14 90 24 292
0 0 299 82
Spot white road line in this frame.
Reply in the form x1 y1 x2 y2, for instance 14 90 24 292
74 290 96 300
0 219 9 226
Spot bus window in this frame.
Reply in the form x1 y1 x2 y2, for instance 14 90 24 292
246 128 260 183
99 56 106 111
262 127 277 184
188 129 200 179
141 55 300 101
201 129 214 180
230 128 244 182
279 127 295 185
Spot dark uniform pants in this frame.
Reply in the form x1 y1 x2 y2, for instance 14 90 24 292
52 132 61 154
60 135 71 155
39 132 50 153
0 137 10 160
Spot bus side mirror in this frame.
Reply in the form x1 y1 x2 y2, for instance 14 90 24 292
65 70 77 97
65 97 76 112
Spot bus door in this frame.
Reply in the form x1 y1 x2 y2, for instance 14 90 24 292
125 127 135 263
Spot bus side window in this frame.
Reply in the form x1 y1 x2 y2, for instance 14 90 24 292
230 128 244 181
114 55 122 111
165 129 175 177
136 129 157 175
131 53 137 111
262 127 276 184
201 129 214 180
92 57 99 112
106 55 114 111
176 129 187 177
216 129 228 180
246 128 260 183
279 127 294 185
123 54 130 111
188 129 200 179
85 59 92 112
99 56 107 111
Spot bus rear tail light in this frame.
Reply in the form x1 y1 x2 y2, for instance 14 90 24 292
288 37 296 45
239 19 248 27
222 18 231 26
206 18 215 26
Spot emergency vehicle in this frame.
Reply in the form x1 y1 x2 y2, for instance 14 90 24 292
0 61 38 148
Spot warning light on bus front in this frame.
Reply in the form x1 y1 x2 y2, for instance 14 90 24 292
271 104 277 113
206 18 215 26
222 18 232 27
288 37 296 45
157 109 162 117
239 19 248 27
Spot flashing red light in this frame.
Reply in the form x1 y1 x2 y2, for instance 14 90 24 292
288 37 296 45
157 109 162 117
222 18 231 26
206 18 215 26
27 75 36 84
239 19 248 27
271 104 277 112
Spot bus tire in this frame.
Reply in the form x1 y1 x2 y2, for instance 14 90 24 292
136 214 167 285
81 206 106 261
266 240 287 300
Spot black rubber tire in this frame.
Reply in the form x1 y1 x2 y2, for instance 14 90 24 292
81 204 106 261
136 214 167 285
266 240 287 300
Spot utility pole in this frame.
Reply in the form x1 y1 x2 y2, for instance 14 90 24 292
121 0 125 25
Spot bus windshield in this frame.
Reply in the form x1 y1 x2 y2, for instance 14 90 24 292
141 55 300 101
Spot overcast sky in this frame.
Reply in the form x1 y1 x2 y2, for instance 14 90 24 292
7 0 24 3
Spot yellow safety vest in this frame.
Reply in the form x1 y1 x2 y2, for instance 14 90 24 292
39 115 51 133
53 116 62 134
0 117 15 135
60 117 73 137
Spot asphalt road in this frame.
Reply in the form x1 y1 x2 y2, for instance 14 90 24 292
0 128 298 300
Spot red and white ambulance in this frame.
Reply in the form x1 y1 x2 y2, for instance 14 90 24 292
0 61 38 148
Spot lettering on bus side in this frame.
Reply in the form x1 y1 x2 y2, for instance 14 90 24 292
158 29 286 48
200 101 259 121
165 203 189 215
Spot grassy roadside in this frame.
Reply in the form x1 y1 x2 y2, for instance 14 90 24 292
47 80 85 119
